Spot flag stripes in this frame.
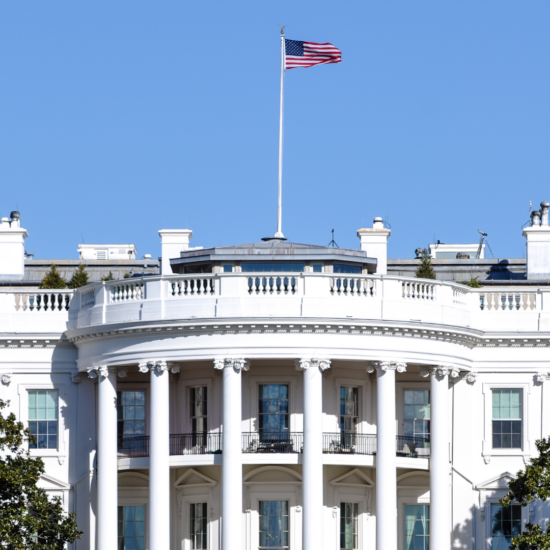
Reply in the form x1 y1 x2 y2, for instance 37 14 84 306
285 39 342 69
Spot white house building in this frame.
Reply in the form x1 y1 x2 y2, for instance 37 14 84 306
1 206 550 550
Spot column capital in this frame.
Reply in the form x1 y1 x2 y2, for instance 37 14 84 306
1 373 12 386
88 366 110 379
138 360 180 374
419 365 459 379
294 358 331 372
367 361 407 374
213 358 250 372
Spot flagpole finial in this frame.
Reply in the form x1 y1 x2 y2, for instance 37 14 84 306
279 25 286 35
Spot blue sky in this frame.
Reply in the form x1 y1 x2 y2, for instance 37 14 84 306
1 1 549 260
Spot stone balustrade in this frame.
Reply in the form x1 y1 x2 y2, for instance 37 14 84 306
1 275 548 335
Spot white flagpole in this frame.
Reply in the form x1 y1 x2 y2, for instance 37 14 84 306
275 27 285 239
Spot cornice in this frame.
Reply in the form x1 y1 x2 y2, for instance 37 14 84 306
0 336 73 349
66 319 482 349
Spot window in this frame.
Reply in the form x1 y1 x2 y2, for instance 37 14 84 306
191 387 208 446
190 503 208 549
404 390 430 447
259 384 289 440
259 501 289 549
222 264 233 273
404 505 429 550
492 390 522 449
312 264 323 273
491 504 521 550
118 505 145 550
242 262 304 272
117 391 146 440
28 390 58 450
340 387 358 447
334 264 362 274
340 502 358 549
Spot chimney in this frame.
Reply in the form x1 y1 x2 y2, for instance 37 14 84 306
0 211 28 281
158 229 193 275
523 201 550 280
357 217 391 275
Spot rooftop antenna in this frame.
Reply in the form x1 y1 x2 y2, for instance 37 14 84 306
81 232 85 244
476 229 495 259
328 229 339 248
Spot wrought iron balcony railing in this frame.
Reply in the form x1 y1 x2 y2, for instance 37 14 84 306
117 433 430 459
242 432 303 454
117 433 222 458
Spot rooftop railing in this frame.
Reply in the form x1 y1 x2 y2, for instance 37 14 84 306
1 273 546 335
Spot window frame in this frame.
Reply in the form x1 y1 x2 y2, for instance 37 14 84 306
482 383 531 463
249 376 298 433
333 378 372 434
397 494 430 550
332 491 369 550
116 383 149 437
178 493 215 550
117 503 147 550
182 378 214 435
18 382 67 460
258 383 290 437
483 496 526 550
117 388 148 441
396 382 430 438
27 389 59 451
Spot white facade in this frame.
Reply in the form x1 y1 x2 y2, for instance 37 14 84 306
1 213 550 550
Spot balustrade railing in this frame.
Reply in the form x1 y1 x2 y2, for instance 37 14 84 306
109 281 145 302
247 276 298 295
171 276 215 297
402 281 436 301
242 432 303 453
329 277 376 297
478 291 537 311
81 288 96 309
14 290 73 312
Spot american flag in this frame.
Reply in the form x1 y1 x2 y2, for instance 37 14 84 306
284 39 342 70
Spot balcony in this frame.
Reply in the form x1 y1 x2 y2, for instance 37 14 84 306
1 272 546 337
117 433 430 459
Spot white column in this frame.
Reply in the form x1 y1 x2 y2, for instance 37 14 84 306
295 358 331 550
139 361 175 550
215 358 249 550
428 366 451 550
89 366 117 550
368 361 406 550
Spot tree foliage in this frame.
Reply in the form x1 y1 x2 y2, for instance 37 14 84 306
415 249 436 280
458 277 482 288
0 400 82 548
38 265 66 289
101 271 115 281
501 437 550 549
67 264 90 289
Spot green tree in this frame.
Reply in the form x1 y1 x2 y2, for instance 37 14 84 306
68 265 90 289
38 265 66 289
101 271 115 281
501 437 550 549
458 277 482 288
0 400 82 547
415 249 436 280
